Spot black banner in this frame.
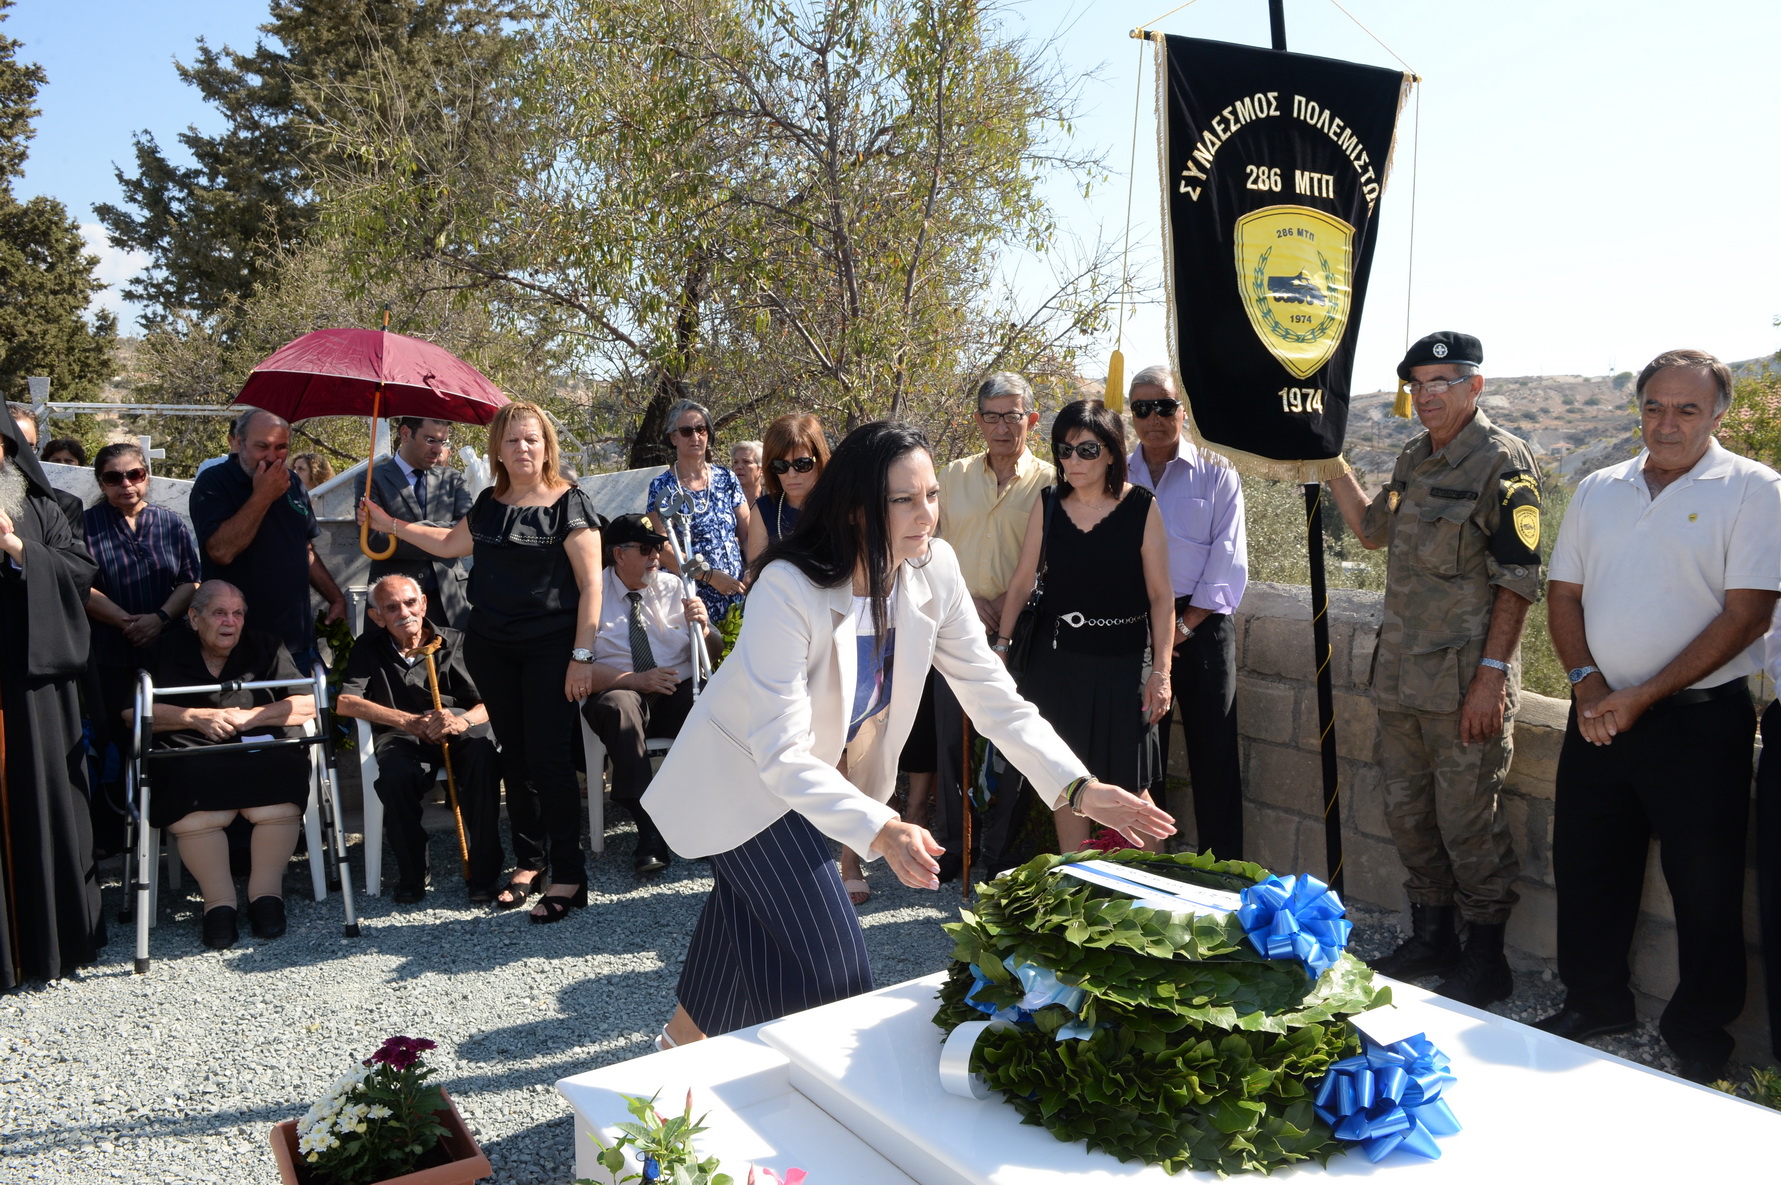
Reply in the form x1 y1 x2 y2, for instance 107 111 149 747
1159 35 1409 475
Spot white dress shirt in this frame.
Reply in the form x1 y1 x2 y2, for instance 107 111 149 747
593 566 695 673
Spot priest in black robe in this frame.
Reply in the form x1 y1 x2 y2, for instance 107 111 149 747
0 411 104 990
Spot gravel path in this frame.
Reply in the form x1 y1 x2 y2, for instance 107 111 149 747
2 832 1748 1184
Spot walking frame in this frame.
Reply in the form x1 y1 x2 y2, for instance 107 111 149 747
122 663 360 974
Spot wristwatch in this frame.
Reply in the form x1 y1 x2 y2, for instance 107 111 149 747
1477 657 1510 674
153 608 171 624
1566 665 1600 685
570 647 595 664
1176 618 1195 640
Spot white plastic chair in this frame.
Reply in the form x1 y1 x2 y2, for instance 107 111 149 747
579 710 673 853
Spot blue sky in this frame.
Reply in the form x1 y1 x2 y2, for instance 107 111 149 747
12 0 1781 389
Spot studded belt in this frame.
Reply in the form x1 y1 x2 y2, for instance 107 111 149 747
1052 611 1147 648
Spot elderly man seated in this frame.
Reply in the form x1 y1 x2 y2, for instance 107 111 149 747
337 574 502 904
584 513 722 875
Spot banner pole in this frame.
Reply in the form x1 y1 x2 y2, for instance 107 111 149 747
1303 484 1344 894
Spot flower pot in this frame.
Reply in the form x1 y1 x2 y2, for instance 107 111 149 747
270 1088 492 1185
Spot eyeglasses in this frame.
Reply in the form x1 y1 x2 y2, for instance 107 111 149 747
769 456 817 475
101 467 149 487
1405 377 1469 396
420 434 451 449
618 542 665 557
1054 440 1104 460
1131 398 1181 419
673 424 710 439
977 410 1030 426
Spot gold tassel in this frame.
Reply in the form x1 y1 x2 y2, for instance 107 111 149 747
1106 350 1126 412
1392 380 1413 419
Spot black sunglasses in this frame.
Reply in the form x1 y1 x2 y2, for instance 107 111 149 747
1131 398 1181 419
769 456 817 475
618 541 665 556
673 424 709 439
1054 440 1104 460
101 467 149 486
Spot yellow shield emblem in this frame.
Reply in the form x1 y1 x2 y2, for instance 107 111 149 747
1234 205 1355 380
1513 505 1540 550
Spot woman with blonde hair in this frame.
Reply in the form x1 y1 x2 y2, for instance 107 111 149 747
362 401 603 922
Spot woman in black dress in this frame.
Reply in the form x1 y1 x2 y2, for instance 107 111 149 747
362 401 602 923
996 399 1175 851
145 579 314 949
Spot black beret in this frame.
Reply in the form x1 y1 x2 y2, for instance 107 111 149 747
606 512 669 548
1398 331 1483 380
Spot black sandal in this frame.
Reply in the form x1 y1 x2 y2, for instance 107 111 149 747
529 883 589 925
492 874 540 910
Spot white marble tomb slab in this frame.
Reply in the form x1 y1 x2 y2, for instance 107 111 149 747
561 972 1781 1182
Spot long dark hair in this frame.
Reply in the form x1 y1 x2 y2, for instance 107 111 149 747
1051 398 1127 499
751 420 930 644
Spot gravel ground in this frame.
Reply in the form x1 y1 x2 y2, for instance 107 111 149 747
1 828 1750 1184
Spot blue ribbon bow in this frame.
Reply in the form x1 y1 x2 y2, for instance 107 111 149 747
1237 873 1353 978
1313 1033 1461 1162
965 956 1094 1040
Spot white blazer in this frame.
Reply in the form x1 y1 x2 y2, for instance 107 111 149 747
644 539 1089 860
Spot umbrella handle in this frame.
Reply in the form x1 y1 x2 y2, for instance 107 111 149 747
361 387 397 561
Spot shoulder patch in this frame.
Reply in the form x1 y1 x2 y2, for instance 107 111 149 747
1491 468 1543 565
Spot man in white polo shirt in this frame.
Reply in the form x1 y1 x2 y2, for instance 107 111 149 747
1536 349 1781 1084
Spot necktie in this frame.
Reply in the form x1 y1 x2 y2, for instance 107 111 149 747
412 469 427 515
627 591 656 672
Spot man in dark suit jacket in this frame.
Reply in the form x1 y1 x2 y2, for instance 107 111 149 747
365 417 475 629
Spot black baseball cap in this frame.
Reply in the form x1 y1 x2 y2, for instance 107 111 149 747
606 512 669 548
1398 331 1483 380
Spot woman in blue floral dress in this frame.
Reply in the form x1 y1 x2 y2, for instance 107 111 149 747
648 399 750 621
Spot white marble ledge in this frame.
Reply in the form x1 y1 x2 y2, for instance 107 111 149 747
562 973 1781 1183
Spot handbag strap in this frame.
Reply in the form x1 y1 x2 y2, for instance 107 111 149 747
1034 484 1057 591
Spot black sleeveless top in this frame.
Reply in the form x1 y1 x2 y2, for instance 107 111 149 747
1036 484 1153 654
465 485 598 643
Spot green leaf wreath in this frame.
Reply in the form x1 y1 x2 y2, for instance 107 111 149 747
934 849 1387 1177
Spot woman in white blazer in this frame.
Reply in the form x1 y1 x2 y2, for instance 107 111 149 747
645 421 1177 1047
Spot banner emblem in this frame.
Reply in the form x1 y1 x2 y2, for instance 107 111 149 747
1513 504 1540 550
1234 205 1354 381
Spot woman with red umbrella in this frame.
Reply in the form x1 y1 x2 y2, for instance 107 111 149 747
362 402 602 923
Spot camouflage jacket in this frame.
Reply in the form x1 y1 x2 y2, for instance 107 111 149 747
1362 409 1543 717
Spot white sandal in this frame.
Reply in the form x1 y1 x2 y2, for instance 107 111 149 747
655 1025 678 1053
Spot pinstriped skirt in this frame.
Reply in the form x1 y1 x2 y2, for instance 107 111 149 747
677 810 874 1036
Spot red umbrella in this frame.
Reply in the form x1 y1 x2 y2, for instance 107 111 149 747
233 326 509 559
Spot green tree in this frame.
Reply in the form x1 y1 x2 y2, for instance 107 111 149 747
1716 351 1781 469
313 0 1115 467
0 0 117 401
95 0 531 324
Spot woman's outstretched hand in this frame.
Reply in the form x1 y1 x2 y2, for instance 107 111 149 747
1078 780 1176 847
869 818 944 890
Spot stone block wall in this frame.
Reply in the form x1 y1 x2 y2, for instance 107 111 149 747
1156 581 1772 1064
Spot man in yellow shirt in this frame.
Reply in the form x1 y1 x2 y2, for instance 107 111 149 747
932 372 1056 879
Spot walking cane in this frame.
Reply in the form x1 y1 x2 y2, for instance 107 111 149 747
410 635 471 881
960 713 974 899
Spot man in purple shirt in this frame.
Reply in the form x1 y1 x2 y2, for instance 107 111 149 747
1126 364 1248 860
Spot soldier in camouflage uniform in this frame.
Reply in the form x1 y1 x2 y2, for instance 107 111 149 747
1326 331 1543 1007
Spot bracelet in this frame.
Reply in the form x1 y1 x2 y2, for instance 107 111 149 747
1148 669 1169 681
1063 775 1093 816
991 639 1011 653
